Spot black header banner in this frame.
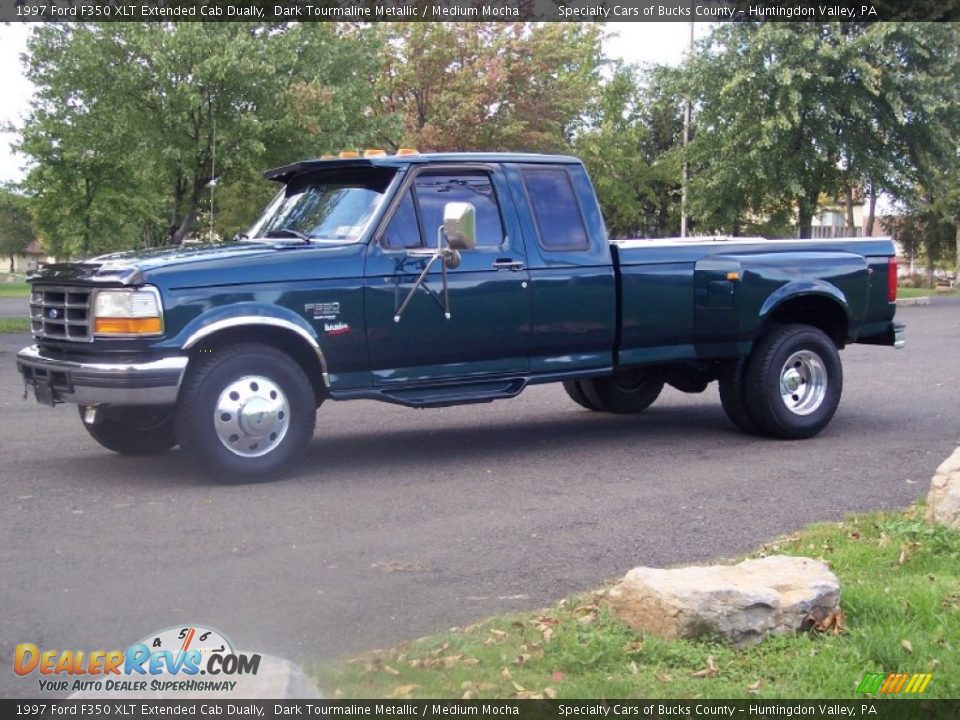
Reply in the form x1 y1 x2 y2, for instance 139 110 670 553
2 699 958 720
1 0 959 23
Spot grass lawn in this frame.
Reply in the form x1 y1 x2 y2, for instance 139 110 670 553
898 287 959 298
0 282 30 298
314 505 959 700
0 318 30 333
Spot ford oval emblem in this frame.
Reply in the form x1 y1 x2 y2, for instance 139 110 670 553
47 308 59 319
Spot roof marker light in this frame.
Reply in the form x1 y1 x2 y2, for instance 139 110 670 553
363 149 387 157
338 150 359 159
395 148 420 156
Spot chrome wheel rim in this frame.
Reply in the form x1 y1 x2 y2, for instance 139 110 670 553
779 350 827 416
214 375 290 457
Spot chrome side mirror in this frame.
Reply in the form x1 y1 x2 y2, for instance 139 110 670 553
443 202 476 251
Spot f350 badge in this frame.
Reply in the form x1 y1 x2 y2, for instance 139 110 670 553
304 301 340 320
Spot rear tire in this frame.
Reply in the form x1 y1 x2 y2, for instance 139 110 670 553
175 343 317 482
562 380 601 411
579 369 664 414
744 324 842 439
80 406 177 455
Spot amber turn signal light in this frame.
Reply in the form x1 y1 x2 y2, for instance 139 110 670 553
94 317 163 335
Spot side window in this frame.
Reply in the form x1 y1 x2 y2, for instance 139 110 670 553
414 174 504 247
521 168 589 251
382 190 422 249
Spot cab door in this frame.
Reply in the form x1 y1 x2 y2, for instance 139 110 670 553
363 165 531 385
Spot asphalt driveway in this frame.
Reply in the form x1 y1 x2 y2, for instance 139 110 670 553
1 299 957 697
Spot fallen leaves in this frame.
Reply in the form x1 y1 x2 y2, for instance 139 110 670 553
808 608 845 635
690 655 719 678
387 684 419 699
747 678 764 694
655 673 673 683
533 616 560 643
901 639 914 654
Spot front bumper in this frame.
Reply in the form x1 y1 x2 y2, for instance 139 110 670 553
16 345 188 407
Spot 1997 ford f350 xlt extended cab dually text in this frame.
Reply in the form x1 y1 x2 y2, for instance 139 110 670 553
17 152 904 481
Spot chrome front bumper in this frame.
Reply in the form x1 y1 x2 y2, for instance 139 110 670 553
16 345 188 407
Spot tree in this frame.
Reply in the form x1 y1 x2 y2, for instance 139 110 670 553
0 188 35 273
683 23 960 238
18 22 389 253
574 63 684 238
372 23 602 152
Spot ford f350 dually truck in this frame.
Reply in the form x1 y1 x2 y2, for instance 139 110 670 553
17 152 904 481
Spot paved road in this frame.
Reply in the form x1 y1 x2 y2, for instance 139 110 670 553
2 301 958 697
0 296 28 319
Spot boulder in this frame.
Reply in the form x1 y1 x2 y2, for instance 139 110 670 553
926 447 960 530
608 555 840 648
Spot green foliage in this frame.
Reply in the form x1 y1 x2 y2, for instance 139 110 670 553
575 64 683 238
18 23 389 255
0 188 36 270
372 23 602 152
13 22 960 252
684 23 960 238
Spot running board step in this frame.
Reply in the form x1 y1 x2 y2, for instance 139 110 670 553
334 379 527 408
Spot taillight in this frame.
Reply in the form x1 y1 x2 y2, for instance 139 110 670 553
887 258 897 302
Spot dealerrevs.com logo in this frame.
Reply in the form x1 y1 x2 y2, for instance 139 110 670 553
14 625 261 693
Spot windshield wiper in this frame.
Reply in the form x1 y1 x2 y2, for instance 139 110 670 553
264 228 311 243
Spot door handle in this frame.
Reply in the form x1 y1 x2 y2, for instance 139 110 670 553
493 259 524 271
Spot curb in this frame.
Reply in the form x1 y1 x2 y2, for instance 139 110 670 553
896 296 931 306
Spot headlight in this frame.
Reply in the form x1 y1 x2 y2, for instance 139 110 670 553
93 287 164 337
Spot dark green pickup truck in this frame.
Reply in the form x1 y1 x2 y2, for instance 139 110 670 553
17 152 904 481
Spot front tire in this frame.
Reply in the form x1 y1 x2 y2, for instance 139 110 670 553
80 406 177 455
175 343 317 482
744 324 842 439
579 369 664 414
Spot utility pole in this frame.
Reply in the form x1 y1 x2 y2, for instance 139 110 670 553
680 19 694 238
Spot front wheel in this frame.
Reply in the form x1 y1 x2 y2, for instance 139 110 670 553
80 405 177 455
744 324 842 439
175 343 317 482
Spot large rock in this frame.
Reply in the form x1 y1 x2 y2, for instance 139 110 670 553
608 555 840 648
926 447 960 530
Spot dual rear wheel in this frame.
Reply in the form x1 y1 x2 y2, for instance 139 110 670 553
565 324 842 439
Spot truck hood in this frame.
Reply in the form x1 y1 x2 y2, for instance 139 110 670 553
29 241 360 286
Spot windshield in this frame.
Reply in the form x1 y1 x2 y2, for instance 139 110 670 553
247 167 397 243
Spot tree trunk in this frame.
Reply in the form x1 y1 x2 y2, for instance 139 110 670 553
170 179 205 246
797 200 814 239
844 185 855 232
865 188 877 237
8 255 13 274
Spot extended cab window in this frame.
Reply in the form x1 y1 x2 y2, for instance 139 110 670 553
522 168 589 251
382 172 505 249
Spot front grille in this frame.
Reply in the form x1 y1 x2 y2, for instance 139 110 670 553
30 286 94 342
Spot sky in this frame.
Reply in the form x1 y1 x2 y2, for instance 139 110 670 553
0 22 711 185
